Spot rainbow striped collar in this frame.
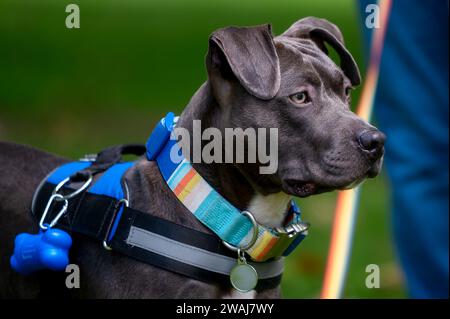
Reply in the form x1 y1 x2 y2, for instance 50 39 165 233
146 113 308 262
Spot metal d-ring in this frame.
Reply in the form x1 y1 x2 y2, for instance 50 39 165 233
103 198 129 251
222 211 259 252
52 174 93 201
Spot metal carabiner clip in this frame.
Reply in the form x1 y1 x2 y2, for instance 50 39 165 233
39 194 69 230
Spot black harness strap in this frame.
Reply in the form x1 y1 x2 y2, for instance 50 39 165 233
110 207 282 290
33 182 282 291
33 182 118 241
71 144 147 181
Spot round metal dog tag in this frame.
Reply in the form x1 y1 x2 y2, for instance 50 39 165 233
230 263 258 292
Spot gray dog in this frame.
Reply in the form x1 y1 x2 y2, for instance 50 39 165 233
0 17 384 298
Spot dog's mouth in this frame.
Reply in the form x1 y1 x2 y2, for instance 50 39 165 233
282 180 324 197
282 176 368 197
280 159 383 198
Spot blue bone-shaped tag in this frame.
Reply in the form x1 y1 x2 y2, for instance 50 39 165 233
10 228 72 275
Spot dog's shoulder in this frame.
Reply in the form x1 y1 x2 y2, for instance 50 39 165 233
0 141 67 173
0 141 67 206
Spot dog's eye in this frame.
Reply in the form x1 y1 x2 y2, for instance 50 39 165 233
289 92 310 105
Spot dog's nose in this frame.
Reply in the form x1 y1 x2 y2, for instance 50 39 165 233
358 130 385 159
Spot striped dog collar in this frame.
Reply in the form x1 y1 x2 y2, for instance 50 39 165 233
147 113 309 262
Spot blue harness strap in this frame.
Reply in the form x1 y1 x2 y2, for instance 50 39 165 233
88 162 134 241
47 160 133 201
89 162 133 199
47 162 92 184
45 160 134 242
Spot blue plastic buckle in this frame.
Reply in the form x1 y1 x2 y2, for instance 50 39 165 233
146 112 176 160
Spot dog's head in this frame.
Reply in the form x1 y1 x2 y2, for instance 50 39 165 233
206 17 385 197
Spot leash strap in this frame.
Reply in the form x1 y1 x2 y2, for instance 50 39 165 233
148 113 308 262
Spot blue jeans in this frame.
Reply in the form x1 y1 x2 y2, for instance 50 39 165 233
359 0 449 298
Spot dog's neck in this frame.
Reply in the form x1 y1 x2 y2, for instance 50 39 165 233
176 83 290 227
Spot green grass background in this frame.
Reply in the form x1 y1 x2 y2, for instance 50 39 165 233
0 0 405 298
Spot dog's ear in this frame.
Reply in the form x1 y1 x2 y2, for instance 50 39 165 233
282 17 361 86
206 24 281 100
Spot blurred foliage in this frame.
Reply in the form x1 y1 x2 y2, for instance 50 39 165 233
0 0 405 298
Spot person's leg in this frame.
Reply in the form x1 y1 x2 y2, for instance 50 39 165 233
359 0 449 298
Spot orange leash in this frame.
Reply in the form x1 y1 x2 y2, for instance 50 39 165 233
320 0 392 299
